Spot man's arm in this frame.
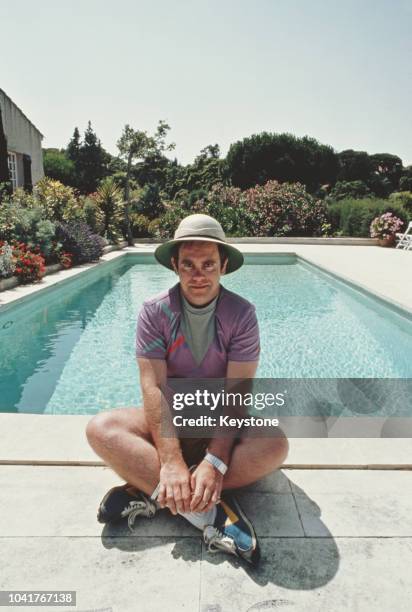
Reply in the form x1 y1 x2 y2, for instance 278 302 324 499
189 359 258 512
138 357 192 514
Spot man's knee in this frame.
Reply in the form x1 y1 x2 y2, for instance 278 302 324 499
261 430 289 466
85 411 122 447
273 434 289 464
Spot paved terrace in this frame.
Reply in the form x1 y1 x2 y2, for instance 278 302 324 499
0 243 411 610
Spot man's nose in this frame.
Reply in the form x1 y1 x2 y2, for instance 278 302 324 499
191 266 206 279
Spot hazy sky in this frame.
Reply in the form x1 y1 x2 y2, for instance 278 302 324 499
2 0 411 165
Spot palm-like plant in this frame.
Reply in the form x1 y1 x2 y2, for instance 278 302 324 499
96 177 124 243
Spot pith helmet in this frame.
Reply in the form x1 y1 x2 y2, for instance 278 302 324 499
154 214 244 274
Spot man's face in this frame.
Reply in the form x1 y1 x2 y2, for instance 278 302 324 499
171 241 227 306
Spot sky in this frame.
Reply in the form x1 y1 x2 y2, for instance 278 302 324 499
1 0 411 165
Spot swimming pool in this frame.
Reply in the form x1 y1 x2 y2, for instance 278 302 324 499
0 254 411 415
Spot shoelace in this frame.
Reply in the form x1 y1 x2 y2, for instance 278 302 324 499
204 525 237 555
126 499 156 533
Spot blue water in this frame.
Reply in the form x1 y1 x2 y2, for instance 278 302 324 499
0 256 411 415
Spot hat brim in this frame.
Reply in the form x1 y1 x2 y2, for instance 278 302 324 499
154 237 244 274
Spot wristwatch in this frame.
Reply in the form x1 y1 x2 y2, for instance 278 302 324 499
204 451 228 475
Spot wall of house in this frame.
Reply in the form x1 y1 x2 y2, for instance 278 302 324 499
0 89 44 185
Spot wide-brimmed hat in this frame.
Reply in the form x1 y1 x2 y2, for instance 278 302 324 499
154 214 244 274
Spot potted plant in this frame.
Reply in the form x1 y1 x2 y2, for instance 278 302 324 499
370 212 404 247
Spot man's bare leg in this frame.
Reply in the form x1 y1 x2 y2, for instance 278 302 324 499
86 408 288 498
223 433 289 490
86 407 160 497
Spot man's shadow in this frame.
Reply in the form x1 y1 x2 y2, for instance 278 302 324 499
100 470 339 591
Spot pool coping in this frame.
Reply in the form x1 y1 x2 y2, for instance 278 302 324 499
1 243 411 315
1 244 411 468
1 413 412 469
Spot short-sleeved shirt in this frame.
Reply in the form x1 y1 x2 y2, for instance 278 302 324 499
136 282 260 378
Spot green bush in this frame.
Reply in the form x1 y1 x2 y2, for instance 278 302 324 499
327 180 371 201
157 205 187 238
389 191 412 212
34 219 58 260
327 197 409 237
130 213 151 237
0 200 59 262
201 184 252 236
80 195 105 235
33 178 84 222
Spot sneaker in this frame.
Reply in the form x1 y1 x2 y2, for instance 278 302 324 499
97 484 158 532
203 494 260 566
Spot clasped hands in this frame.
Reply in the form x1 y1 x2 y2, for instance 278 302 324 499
157 458 223 515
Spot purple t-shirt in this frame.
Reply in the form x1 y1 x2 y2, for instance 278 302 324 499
136 282 260 377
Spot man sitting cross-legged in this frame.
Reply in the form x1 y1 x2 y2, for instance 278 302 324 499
86 214 288 566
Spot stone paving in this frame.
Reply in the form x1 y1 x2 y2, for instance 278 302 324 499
1 244 411 610
1 465 412 612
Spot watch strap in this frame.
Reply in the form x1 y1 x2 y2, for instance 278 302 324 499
204 451 228 475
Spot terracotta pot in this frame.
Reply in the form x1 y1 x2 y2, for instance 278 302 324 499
378 235 395 247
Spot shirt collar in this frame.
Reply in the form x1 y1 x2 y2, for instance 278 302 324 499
168 282 225 318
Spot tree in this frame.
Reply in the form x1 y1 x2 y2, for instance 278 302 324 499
225 132 339 192
117 121 174 245
400 166 412 191
43 148 76 186
66 123 110 193
337 150 373 183
327 180 371 201
66 127 81 167
78 121 110 193
134 182 164 219
181 144 225 193
369 153 403 192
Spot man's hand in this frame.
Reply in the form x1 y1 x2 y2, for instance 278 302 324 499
190 460 223 513
157 458 192 515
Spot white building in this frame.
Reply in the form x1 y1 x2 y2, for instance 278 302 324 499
0 88 44 191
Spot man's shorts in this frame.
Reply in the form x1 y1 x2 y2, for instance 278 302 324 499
180 437 210 467
180 436 241 467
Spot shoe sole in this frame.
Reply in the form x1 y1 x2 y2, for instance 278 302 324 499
224 495 261 567
97 485 130 524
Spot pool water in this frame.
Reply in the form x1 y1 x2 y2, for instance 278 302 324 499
0 256 411 414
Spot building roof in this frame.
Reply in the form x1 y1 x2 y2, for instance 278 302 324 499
0 88 44 138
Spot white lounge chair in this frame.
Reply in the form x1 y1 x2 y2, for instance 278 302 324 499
396 221 412 250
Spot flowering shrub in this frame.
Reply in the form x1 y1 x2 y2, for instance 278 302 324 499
242 181 327 236
59 252 73 269
370 212 404 239
158 181 326 238
0 241 16 279
12 242 46 284
55 221 105 264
